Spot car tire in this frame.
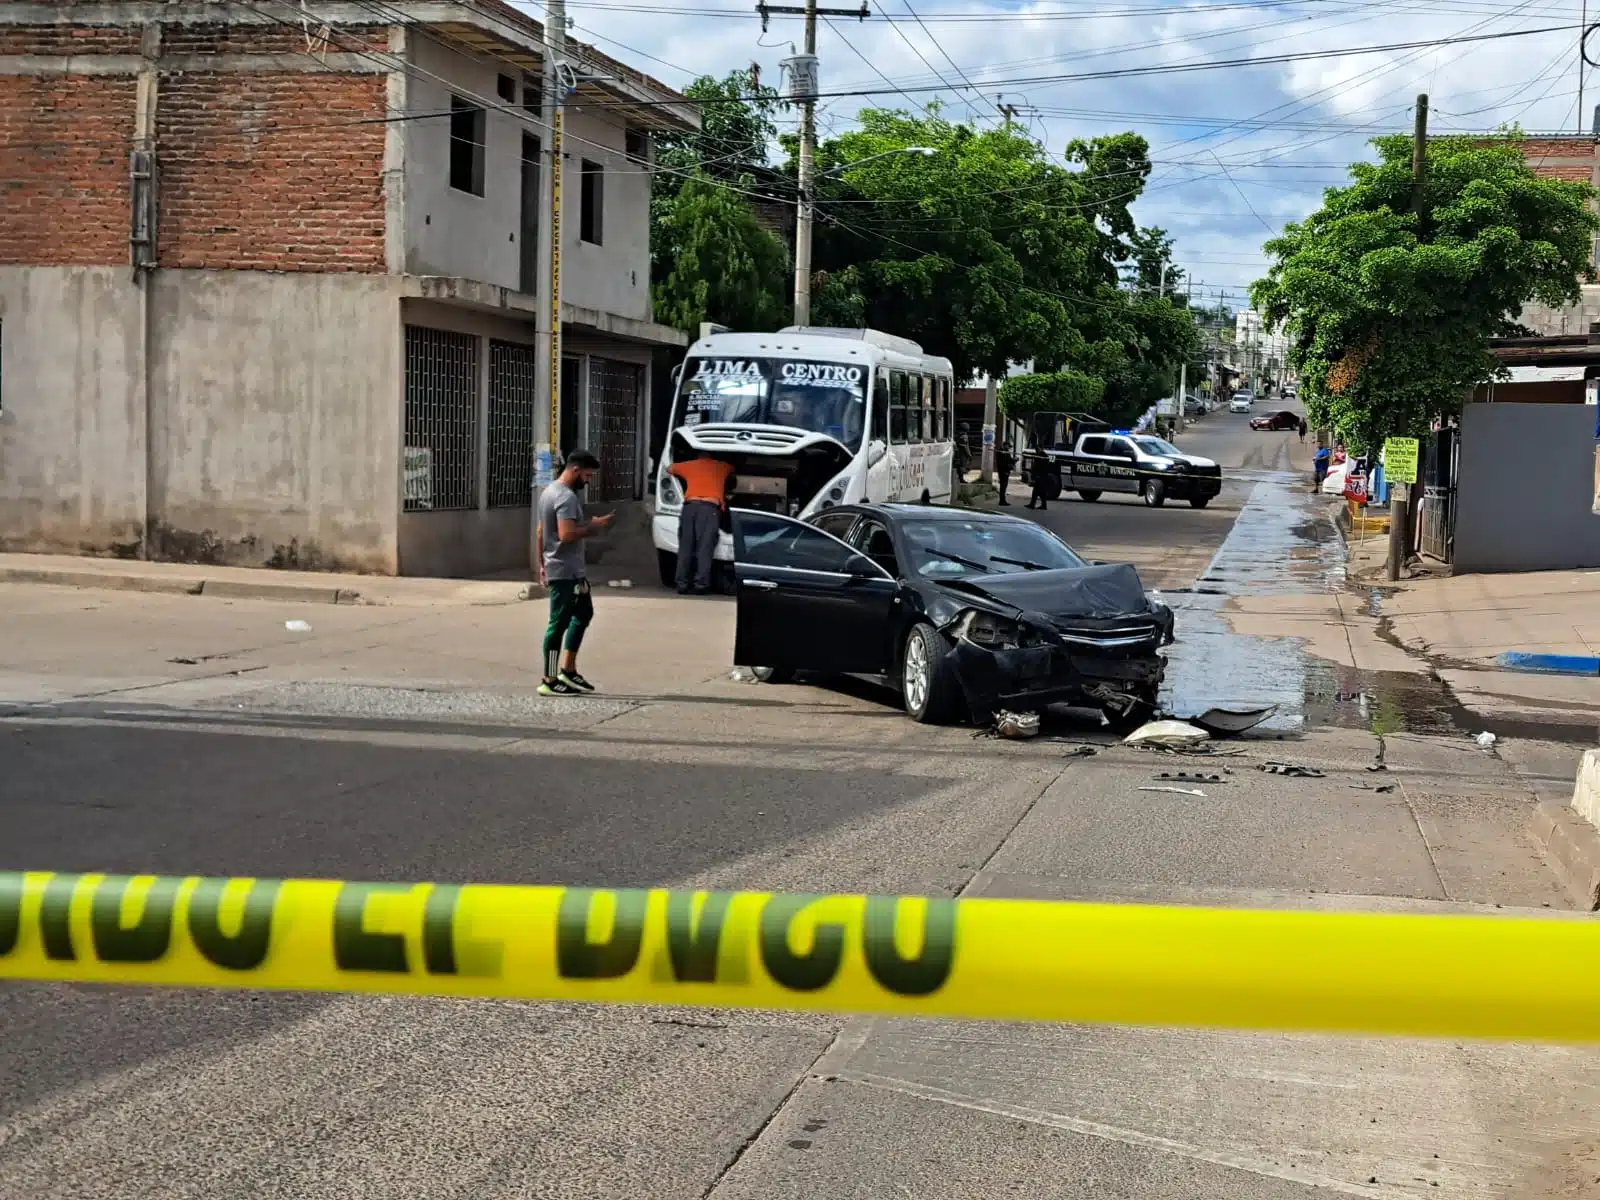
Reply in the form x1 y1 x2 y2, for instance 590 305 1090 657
1041 472 1063 502
1142 478 1166 508
1077 489 1102 502
753 665 795 684
901 623 959 725
1189 496 1210 509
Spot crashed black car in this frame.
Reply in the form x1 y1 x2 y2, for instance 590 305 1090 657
730 504 1175 726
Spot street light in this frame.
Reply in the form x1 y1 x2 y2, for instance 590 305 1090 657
794 146 937 325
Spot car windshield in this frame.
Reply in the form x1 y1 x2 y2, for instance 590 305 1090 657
1134 437 1181 457
899 518 1086 577
676 357 867 449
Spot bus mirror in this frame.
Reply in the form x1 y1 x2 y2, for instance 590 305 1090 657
867 439 887 467
671 363 683 387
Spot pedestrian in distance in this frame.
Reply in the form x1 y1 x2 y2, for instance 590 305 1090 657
668 445 736 595
535 449 612 697
994 440 1015 506
1026 457 1051 511
1297 416 1308 443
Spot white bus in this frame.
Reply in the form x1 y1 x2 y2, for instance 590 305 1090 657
651 326 957 585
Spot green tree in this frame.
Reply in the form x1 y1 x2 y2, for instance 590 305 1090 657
1122 226 1183 297
651 177 790 337
1252 132 1598 451
997 369 1105 419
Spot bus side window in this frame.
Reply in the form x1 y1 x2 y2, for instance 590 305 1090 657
941 379 952 440
918 376 931 441
890 371 907 442
872 371 889 442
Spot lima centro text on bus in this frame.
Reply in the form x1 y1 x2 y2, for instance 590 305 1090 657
650 327 957 582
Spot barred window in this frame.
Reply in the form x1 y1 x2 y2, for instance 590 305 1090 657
487 339 537 508
587 358 642 502
404 326 479 511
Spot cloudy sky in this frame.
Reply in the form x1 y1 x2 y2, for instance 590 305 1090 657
528 0 1588 309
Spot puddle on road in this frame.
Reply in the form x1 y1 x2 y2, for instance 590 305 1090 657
1159 474 1599 743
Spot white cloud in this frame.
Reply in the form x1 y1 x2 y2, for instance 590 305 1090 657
547 0 1590 299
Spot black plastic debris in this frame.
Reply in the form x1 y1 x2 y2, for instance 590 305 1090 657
1350 782 1397 793
1188 705 1278 736
1155 771 1225 783
1260 761 1325 778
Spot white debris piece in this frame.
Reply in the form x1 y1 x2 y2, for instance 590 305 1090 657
284 620 312 632
995 710 1041 739
1123 719 1210 747
1476 731 1497 748
606 579 634 589
1138 785 1206 797
729 667 756 683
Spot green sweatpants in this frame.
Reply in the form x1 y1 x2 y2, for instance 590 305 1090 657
543 578 594 676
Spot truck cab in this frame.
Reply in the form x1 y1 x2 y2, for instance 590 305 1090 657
1024 419 1223 509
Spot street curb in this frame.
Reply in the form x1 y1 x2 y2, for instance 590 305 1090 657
1529 799 1600 910
1496 651 1600 677
0 565 534 607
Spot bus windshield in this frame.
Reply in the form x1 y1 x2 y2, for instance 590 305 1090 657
678 358 867 450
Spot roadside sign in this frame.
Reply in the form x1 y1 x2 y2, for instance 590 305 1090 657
1384 437 1419 484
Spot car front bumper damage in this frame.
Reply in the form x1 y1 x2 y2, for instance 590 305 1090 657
945 627 1165 722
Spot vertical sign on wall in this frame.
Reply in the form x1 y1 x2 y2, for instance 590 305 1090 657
548 105 564 468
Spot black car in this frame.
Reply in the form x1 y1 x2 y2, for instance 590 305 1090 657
1250 409 1299 431
731 504 1174 726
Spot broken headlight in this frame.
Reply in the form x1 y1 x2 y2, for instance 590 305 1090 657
955 609 1024 650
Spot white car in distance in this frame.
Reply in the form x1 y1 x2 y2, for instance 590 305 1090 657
1229 392 1254 413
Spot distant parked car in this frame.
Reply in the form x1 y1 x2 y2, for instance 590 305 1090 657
1181 394 1206 417
1250 409 1300 431
1228 394 1253 413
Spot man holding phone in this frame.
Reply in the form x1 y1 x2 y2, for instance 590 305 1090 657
535 449 613 696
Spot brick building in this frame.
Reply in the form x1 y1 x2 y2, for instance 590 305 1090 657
0 0 695 576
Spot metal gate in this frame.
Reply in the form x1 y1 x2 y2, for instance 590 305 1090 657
587 358 643 502
487 339 537 508
403 326 479 511
1420 426 1457 562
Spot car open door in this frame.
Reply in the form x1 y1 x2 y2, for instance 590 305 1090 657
731 510 898 675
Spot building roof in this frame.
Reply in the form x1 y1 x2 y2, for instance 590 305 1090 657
1 0 699 132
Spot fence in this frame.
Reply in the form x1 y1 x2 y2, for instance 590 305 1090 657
403 327 479 512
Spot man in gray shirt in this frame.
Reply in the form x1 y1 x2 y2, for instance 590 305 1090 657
535 449 613 695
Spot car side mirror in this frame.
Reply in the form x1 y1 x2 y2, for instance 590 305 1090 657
867 439 887 467
846 554 879 578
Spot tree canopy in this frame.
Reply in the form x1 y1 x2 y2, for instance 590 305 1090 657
1251 131 1598 451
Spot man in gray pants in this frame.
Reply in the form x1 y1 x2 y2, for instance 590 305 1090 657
669 449 735 594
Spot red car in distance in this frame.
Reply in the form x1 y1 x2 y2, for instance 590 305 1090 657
1250 409 1300 431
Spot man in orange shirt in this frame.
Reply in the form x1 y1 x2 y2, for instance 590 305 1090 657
669 448 736 594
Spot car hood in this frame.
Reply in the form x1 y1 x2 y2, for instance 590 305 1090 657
934 562 1153 621
1158 452 1217 469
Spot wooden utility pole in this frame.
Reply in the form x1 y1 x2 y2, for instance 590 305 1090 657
1389 93 1428 582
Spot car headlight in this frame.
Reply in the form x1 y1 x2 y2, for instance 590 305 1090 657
955 609 1023 650
659 472 682 506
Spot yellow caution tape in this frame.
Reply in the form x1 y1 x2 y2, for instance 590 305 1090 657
2 869 1596 1041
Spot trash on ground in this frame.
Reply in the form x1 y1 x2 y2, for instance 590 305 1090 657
995 709 1041 740
1260 761 1325 778
1187 705 1278 736
1155 771 1225 783
1350 782 1397 793
285 620 312 632
1123 720 1210 748
1060 744 1099 757
606 579 633 589
1138 785 1206 797
729 667 756 683
1475 731 1497 748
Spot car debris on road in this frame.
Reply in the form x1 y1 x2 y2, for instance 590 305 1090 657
1260 761 1325 778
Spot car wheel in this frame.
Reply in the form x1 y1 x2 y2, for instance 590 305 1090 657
1189 496 1210 510
1041 472 1063 502
902 623 958 724
1142 478 1166 508
1077 489 1102 502
657 550 677 589
753 665 795 684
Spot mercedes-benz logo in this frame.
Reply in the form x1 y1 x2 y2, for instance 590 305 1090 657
737 431 754 442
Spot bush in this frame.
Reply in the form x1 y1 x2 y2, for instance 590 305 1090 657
997 369 1105 418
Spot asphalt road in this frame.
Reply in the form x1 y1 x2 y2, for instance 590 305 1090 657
4 404 1598 1199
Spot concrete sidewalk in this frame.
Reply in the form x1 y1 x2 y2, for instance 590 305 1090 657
0 552 535 607
1384 566 1600 665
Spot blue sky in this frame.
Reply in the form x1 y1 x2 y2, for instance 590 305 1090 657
536 0 1588 307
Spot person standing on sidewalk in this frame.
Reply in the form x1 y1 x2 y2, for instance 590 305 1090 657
535 449 612 696
669 448 736 594
1297 416 1308 443
994 441 1014 506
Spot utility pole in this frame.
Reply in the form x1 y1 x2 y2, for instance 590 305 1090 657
534 0 567 504
1390 93 1428 582
760 0 869 327
981 374 998 484
996 96 1020 128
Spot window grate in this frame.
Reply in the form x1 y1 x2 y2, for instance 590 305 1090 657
404 326 479 511
587 358 642 502
487 339 538 508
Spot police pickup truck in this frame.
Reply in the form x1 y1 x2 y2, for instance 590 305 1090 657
1023 423 1223 509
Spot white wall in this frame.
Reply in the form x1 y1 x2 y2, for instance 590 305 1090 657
400 34 653 323
0 267 147 555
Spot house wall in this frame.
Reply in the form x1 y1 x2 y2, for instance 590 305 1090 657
0 267 148 555
1454 401 1600 572
401 34 652 319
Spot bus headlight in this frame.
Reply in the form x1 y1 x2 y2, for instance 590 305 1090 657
659 472 682 506
829 485 845 501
